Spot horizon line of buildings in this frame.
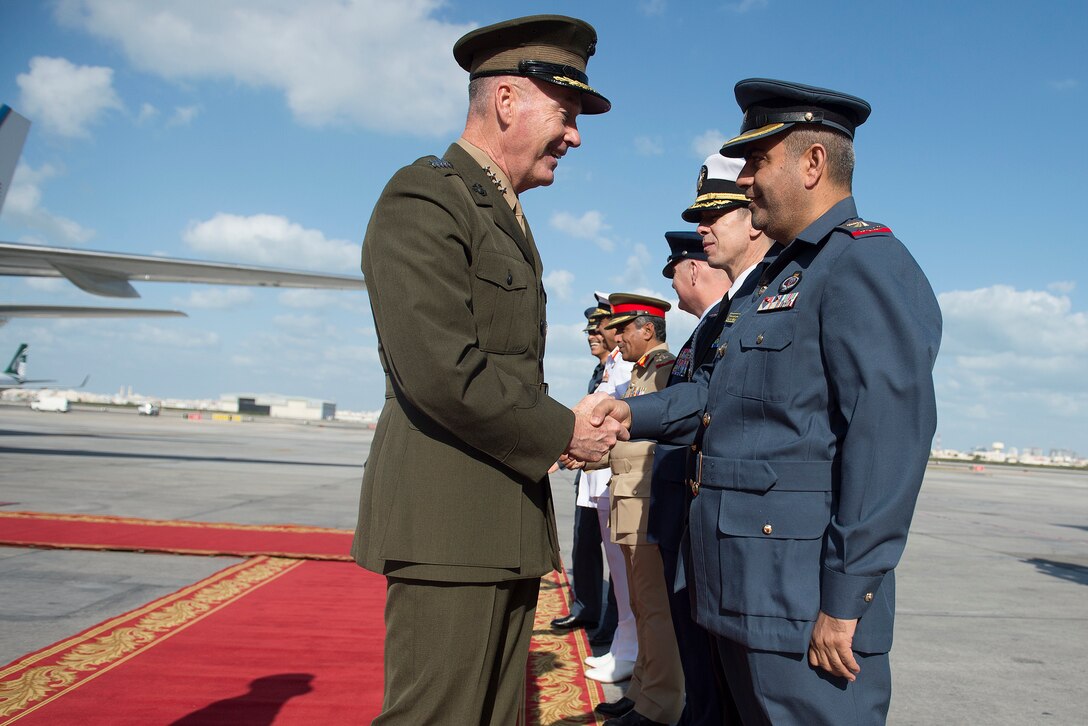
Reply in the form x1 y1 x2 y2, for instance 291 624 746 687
3 387 1084 467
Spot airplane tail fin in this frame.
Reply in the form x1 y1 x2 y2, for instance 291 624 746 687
5 343 29 381
0 104 31 217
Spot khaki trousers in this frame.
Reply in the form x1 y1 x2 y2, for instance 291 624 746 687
621 542 685 723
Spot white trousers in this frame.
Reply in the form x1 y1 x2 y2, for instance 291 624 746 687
596 491 638 662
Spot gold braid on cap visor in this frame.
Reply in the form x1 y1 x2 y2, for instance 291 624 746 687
688 193 749 209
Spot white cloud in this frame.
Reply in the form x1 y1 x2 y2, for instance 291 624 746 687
1047 79 1079 92
609 243 655 290
727 0 769 12
691 129 726 158
544 269 575 301
136 102 159 124
3 163 96 244
639 0 668 16
16 56 123 138
550 210 615 251
24 278 70 293
1048 280 1076 295
634 135 664 156
173 287 254 310
122 323 219 349
182 213 358 272
55 0 473 135
169 105 201 126
934 285 1088 451
278 289 364 310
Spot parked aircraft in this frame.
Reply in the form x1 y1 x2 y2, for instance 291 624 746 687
0 343 89 391
0 103 365 322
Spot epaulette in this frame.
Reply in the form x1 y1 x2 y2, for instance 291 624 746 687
838 219 892 238
427 156 454 169
645 349 675 369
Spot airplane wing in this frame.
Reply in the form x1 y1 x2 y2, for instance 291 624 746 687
0 305 186 328
0 105 30 215
0 305 187 319
0 241 366 298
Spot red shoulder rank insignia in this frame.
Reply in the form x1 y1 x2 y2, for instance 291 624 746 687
841 219 892 238
655 360 672 369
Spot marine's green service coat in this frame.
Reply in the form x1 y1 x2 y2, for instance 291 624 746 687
353 143 573 583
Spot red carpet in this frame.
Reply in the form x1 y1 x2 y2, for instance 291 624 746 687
0 555 605 724
0 511 354 561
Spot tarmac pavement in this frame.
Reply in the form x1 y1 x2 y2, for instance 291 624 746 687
1 404 1086 724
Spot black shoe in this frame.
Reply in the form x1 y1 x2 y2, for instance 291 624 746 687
594 696 635 717
550 613 596 629
602 710 667 726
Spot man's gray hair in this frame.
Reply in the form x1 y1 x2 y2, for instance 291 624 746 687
785 127 855 189
633 314 666 343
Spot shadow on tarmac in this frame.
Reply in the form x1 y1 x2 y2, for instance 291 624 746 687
0 446 359 468
1023 557 1088 587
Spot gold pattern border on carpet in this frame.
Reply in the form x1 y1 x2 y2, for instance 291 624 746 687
0 556 301 724
527 569 605 726
0 511 352 535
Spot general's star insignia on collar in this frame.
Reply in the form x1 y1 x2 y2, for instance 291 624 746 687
483 167 507 195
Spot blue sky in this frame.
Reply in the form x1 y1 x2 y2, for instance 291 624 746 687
1 0 1086 454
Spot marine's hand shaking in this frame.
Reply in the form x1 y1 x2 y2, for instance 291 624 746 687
563 392 630 463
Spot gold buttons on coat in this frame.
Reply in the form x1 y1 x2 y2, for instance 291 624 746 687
702 413 711 427
864 592 874 603
689 480 700 497
762 523 773 535
690 444 698 452
756 333 764 344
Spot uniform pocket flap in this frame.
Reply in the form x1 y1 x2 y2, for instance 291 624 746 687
717 490 830 539
612 471 652 497
739 326 793 351
475 251 528 291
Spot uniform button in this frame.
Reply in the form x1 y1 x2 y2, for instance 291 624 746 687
758 285 767 294
762 523 773 535
689 481 700 497
690 444 697 452
864 592 874 603
702 413 711 427
755 333 764 344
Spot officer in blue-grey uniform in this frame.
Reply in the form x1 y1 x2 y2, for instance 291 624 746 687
591 78 942 724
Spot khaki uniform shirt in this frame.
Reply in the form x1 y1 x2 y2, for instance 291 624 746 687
608 343 675 545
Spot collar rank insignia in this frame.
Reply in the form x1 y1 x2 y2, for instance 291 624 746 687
725 311 741 324
841 219 892 238
471 182 487 196
778 271 802 294
483 167 507 195
757 291 799 312
429 157 453 169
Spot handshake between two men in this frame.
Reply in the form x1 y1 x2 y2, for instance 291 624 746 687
560 392 634 470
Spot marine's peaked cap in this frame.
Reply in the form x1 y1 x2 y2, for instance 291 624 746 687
453 15 610 114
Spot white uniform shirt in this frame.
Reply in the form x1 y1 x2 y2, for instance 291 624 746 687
578 347 634 508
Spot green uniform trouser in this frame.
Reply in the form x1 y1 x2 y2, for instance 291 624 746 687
373 576 541 726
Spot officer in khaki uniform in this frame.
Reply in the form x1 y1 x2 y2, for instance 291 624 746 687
352 15 625 726
594 294 684 726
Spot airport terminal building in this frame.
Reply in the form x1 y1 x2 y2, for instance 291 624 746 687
219 393 336 421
